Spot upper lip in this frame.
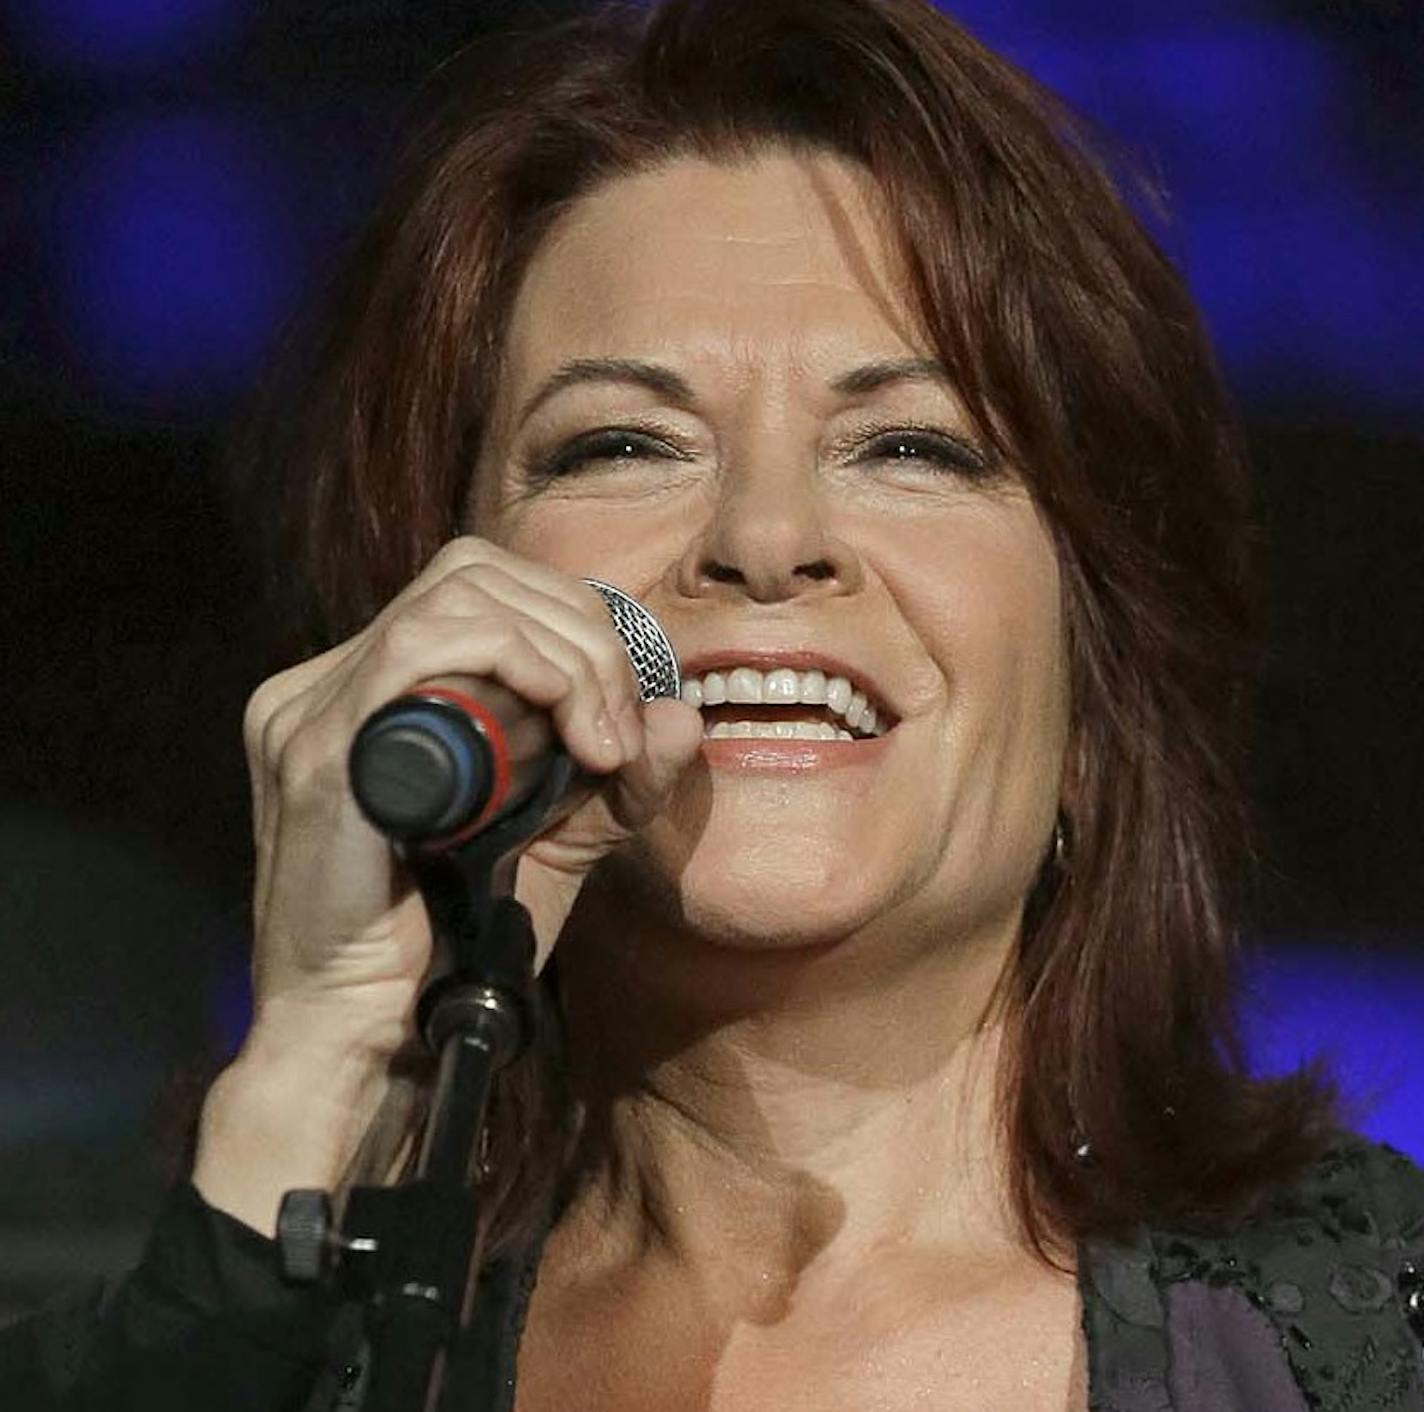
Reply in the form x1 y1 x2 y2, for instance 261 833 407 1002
676 648 899 724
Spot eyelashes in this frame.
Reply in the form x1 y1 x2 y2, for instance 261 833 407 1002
531 426 693 481
525 420 998 483
841 423 995 477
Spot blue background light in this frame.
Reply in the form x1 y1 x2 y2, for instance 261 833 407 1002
1244 944 1424 1158
19 6 1416 426
5 0 245 74
2 0 1420 1313
48 111 301 412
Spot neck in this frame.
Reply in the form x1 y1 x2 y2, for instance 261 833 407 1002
553 878 1028 1284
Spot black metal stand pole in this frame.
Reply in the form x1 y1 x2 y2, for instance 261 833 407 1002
358 898 532 1412
277 759 577 1412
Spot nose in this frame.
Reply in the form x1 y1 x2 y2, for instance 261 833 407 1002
674 448 864 604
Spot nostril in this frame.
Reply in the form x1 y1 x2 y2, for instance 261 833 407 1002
704 560 744 585
797 559 837 582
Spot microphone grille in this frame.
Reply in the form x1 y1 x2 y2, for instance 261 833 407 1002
584 579 681 702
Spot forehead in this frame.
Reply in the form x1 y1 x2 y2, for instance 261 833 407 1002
498 150 926 392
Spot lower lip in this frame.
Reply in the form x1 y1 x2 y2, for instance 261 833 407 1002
699 731 895 772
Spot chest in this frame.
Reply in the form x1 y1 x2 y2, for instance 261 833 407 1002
513 1254 1087 1412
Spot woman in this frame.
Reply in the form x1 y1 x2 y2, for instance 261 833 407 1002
8 0 1423 1408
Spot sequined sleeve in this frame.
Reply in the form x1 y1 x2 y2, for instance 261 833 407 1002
1082 1135 1424 1412
0 1181 352 1411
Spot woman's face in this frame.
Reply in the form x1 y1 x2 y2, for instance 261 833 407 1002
474 150 1070 957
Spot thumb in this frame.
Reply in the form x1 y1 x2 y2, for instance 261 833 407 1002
606 696 702 829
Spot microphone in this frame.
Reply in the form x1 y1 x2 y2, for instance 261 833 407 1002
349 580 680 850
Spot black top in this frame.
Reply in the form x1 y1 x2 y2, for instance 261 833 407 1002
6 1135 1424 1411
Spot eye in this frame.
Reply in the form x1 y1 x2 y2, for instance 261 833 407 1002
534 426 691 480
851 426 993 478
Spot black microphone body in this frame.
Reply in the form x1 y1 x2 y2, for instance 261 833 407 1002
349 580 680 850
349 680 566 849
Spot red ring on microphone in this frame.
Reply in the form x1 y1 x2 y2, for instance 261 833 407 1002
416 686 512 848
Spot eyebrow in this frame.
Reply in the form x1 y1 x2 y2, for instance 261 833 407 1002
516 358 697 426
829 357 950 396
515 354 953 426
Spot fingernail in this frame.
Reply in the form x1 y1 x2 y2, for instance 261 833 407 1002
595 710 622 761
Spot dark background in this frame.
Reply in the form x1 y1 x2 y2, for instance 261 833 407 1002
1 0 1420 1318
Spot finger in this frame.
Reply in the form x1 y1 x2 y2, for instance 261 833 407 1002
504 615 637 769
603 698 704 831
394 542 647 743
394 536 599 623
408 566 643 748
244 637 367 835
444 536 615 620
333 612 625 775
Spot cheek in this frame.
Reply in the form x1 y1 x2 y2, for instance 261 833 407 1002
873 510 1065 691
872 510 1070 827
472 490 688 584
483 512 577 568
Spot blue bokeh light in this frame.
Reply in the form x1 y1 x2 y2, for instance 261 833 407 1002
1007 31 1343 196
49 110 301 413
942 0 1265 37
6 0 245 74
21 3 1422 425
937 20 1423 426
1183 197 1424 422
1242 943 1424 1161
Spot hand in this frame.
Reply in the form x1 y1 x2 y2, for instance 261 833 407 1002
193 537 700 1232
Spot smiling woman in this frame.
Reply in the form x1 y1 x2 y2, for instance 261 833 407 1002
7 1 1424 1410
477 150 1070 980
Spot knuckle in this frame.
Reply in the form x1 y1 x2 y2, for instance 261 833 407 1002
431 534 492 574
507 626 570 684
518 619 585 678
266 693 317 768
244 672 297 754
243 674 282 731
494 619 541 662
589 641 634 702
430 569 502 614
413 563 515 623
272 720 341 799
376 611 441 663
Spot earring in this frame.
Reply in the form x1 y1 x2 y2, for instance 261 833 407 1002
1052 812 1071 875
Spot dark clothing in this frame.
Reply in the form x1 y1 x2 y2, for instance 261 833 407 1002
5 1135 1424 1410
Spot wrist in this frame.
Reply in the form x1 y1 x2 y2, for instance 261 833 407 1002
247 979 420 1065
192 1017 404 1237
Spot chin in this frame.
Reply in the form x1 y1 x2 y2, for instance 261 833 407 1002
593 829 891 953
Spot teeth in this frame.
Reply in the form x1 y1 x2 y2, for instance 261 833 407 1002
726 667 763 704
763 667 800 704
706 721 842 740
685 664 892 738
800 669 827 705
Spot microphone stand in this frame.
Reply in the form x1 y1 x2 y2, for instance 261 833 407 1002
276 755 578 1412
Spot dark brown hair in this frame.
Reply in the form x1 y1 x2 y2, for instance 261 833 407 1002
247 0 1332 1256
